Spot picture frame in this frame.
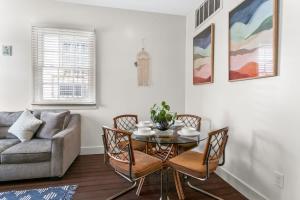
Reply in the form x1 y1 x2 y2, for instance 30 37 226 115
193 24 215 85
229 0 279 81
2 45 12 56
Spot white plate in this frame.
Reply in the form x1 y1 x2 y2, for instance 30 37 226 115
133 130 156 136
177 130 201 137
173 122 184 127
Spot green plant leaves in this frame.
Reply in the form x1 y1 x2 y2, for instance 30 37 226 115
150 101 175 124
161 101 170 111
166 113 172 121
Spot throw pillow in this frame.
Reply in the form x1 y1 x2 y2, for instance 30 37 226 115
36 111 70 139
33 110 71 128
8 110 43 142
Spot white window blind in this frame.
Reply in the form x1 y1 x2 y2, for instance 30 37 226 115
32 27 96 105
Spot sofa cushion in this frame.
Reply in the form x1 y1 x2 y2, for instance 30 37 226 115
0 139 20 153
0 127 8 138
0 111 22 127
1 139 51 164
35 111 70 139
0 111 23 139
0 127 18 139
33 110 68 119
8 110 43 142
34 110 71 131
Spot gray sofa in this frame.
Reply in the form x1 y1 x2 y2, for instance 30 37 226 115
0 110 81 182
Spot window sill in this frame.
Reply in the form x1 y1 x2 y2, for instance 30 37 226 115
31 103 97 110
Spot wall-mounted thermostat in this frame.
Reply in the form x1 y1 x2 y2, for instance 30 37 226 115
2 45 12 56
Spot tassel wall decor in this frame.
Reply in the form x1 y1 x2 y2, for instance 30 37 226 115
136 47 150 86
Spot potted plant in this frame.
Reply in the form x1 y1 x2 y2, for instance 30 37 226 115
150 101 177 131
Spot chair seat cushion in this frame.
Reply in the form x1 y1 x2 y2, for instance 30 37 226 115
118 140 146 151
0 139 20 153
168 151 218 178
1 139 51 164
110 150 162 179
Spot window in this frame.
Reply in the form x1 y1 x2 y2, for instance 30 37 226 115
32 27 96 105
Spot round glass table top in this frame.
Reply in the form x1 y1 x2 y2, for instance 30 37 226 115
131 129 203 145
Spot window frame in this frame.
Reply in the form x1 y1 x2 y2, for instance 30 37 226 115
31 26 96 106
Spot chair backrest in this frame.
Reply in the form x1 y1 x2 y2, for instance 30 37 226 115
176 114 201 131
113 114 138 131
202 127 228 166
102 126 135 165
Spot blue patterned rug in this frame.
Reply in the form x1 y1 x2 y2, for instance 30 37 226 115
0 185 77 200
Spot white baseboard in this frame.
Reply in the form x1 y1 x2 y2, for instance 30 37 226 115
80 146 104 155
216 167 268 200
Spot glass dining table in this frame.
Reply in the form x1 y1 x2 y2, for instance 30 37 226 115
132 128 206 200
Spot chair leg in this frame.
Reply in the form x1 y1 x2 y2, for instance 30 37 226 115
104 153 108 164
187 181 223 200
136 177 145 196
173 171 185 200
106 181 137 200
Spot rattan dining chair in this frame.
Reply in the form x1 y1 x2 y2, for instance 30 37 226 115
176 114 202 151
177 114 201 131
168 127 229 200
113 114 146 151
102 126 162 200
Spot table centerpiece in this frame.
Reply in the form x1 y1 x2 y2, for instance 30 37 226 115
150 101 177 131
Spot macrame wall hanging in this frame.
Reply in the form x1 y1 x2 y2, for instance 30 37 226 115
135 39 150 86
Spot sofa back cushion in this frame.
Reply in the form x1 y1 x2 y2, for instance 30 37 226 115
0 112 22 139
0 127 17 139
8 110 43 142
0 111 22 127
33 109 71 128
35 111 70 139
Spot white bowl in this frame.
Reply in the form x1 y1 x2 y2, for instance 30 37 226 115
174 120 184 126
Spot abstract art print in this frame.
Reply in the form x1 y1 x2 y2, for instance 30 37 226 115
229 0 278 81
193 24 214 85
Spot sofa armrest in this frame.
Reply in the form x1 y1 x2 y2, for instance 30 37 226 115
51 114 81 177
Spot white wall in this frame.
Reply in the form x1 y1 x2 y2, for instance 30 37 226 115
3 0 300 199
0 0 186 154
185 0 300 200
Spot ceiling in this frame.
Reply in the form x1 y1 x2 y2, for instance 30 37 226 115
56 0 200 16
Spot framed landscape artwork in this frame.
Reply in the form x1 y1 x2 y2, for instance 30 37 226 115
229 0 278 81
193 24 215 85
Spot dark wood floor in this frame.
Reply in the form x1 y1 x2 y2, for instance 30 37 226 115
0 155 247 200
